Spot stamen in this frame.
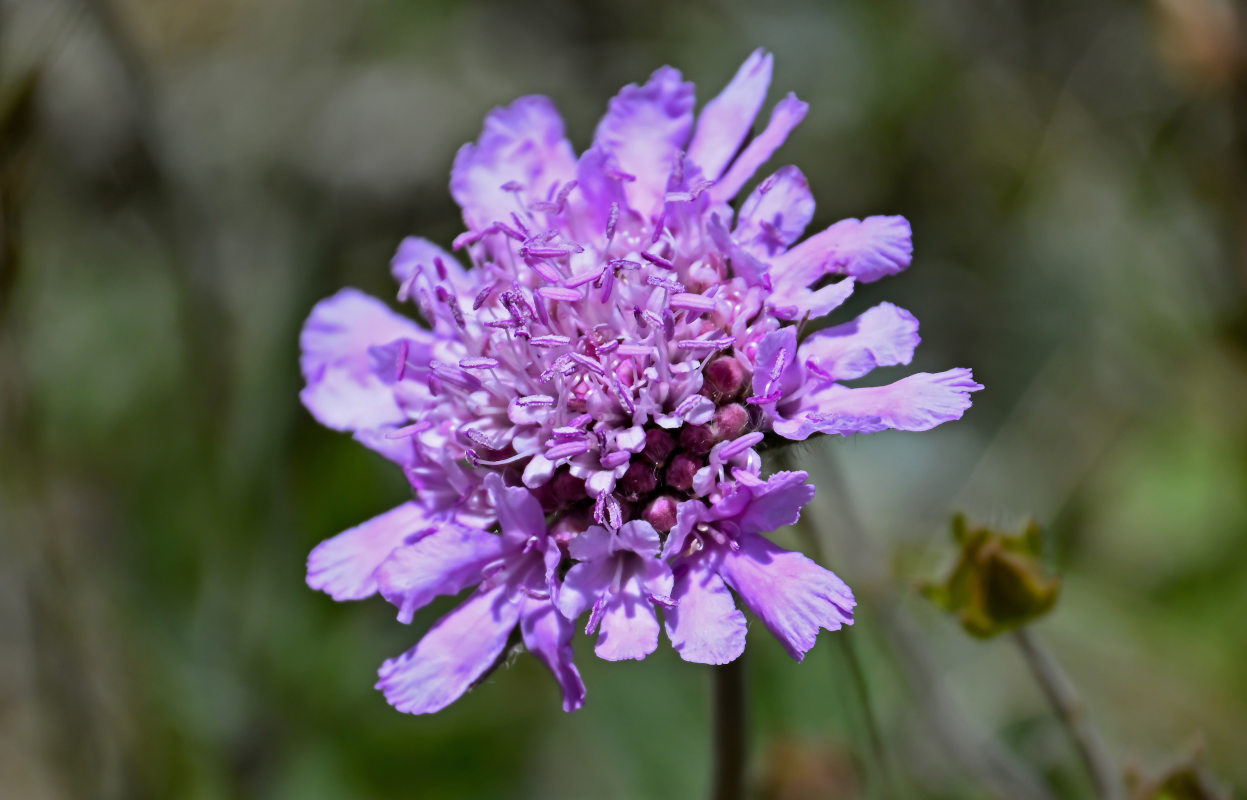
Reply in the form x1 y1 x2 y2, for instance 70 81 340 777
527 258 564 283
565 266 605 288
494 221 525 242
384 420 432 440
546 440 590 460
537 286 584 303
599 266 615 302
600 450 631 469
585 596 607 636
676 337 735 352
553 427 587 440
395 340 410 382
669 292 715 313
605 201 619 242
719 432 765 459
648 593 677 608
555 180 578 212
516 394 555 407
641 252 675 270
473 283 495 310
459 357 499 370
647 274 684 293
529 335 571 348
568 353 606 376
616 344 650 358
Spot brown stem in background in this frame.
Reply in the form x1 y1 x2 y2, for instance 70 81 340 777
1013 627 1124 800
711 656 746 800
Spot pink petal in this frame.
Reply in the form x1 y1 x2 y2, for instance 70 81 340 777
719 533 855 661
798 301 920 381
593 66 695 217
709 92 808 204
792 368 983 437
306 501 431 601
556 558 614 621
299 289 424 432
664 561 747 665
738 471 815 536
375 524 506 623
376 585 521 715
484 473 547 545
773 215 912 289
734 166 815 257
520 600 586 712
451 96 577 231
687 49 773 181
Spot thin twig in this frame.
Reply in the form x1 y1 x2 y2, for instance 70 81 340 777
1013 627 1123 800
711 657 746 800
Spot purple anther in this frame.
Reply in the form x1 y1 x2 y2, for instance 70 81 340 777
616 344 650 358
669 292 716 313
395 340 410 382
605 201 619 241
473 283 495 310
719 432 765 460
676 337 735 352
546 440 590 460
569 353 606 376
555 180 578 212
459 357 499 370
647 275 685 293
516 394 555 407
537 286 584 303
529 334 571 348
600 450 631 469
641 252 675 270
564 266 605 288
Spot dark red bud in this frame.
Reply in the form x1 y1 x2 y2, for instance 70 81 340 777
704 356 747 400
679 424 714 455
666 453 699 492
642 428 676 465
620 461 659 500
713 403 750 442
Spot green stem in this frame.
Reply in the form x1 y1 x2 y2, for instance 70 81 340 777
711 656 746 800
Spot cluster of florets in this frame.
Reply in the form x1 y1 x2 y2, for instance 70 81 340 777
300 50 981 714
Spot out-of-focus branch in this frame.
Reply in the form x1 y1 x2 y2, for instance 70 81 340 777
1013 627 1124 800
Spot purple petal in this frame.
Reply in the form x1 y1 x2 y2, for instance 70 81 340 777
734 166 815 257
750 327 802 402
520 599 586 712
567 525 613 563
595 568 665 661
593 66 695 217
687 49 773 181
768 277 856 323
773 215 912 289
376 584 521 715
739 471 815 536
664 561 747 664
375 524 506 623
616 520 662 559
556 558 614 621
451 96 577 231
709 92 808 204
306 502 430 601
484 473 547 545
785 368 983 438
299 289 424 432
798 302 920 381
719 533 855 661
391 236 469 294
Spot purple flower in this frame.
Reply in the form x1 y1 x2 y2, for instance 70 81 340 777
301 49 981 714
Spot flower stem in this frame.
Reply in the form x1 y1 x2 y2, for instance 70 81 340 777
711 656 746 800
1012 627 1123 800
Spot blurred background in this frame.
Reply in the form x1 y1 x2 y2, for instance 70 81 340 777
2 0 1245 797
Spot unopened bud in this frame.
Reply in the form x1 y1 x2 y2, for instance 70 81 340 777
666 453 699 492
642 428 676 465
619 461 659 500
642 495 679 533
704 356 746 400
680 424 714 455
713 403 750 442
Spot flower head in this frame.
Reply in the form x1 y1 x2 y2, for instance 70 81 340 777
301 49 981 714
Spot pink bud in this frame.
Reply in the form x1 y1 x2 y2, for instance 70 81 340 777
642 495 679 533
704 356 747 400
713 403 750 442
